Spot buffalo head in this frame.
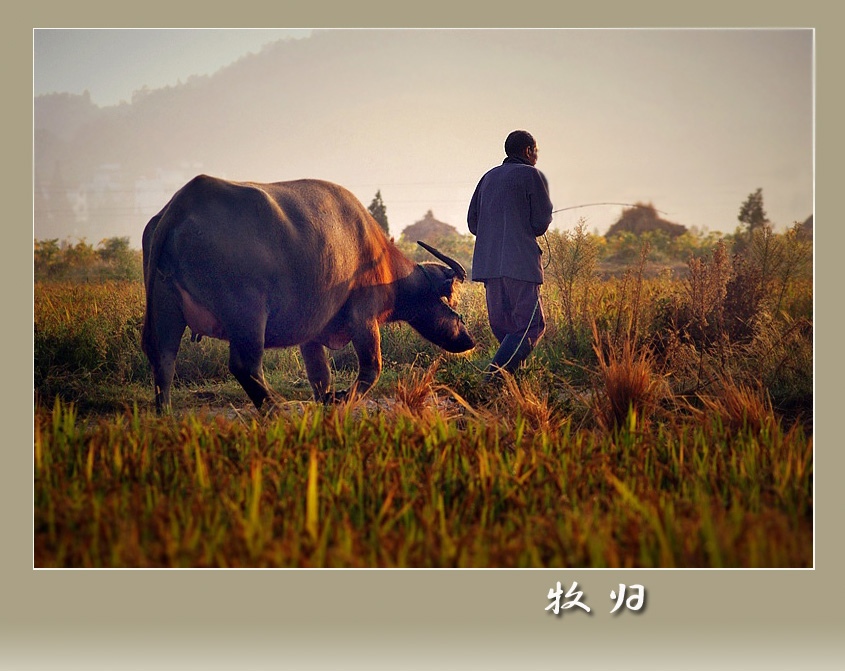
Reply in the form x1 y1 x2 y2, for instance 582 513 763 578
396 241 475 354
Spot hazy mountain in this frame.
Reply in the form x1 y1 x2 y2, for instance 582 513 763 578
34 30 518 247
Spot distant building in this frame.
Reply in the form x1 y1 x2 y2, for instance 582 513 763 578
605 203 687 238
400 210 459 242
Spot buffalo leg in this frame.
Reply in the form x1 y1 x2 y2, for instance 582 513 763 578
348 321 382 399
300 341 333 403
229 327 270 410
145 285 186 414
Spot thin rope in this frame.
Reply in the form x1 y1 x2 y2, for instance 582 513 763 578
494 292 541 373
479 201 668 377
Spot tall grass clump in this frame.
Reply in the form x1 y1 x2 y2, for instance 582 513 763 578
34 282 149 392
589 322 665 431
605 239 655 347
694 374 776 436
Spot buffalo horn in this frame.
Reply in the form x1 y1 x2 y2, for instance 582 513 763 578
417 241 467 282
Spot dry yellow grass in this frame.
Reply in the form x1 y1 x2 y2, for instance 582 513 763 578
591 322 665 431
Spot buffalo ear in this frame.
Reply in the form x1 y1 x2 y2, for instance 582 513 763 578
438 276 456 298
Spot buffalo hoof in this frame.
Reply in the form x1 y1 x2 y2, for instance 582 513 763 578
320 389 357 405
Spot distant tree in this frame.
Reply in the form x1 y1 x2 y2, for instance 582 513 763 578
97 236 129 263
65 238 97 271
34 239 62 279
98 236 140 280
738 188 768 232
732 188 771 257
34 236 142 282
367 190 390 235
797 215 813 241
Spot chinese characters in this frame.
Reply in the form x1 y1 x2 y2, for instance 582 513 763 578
545 581 591 614
545 582 646 616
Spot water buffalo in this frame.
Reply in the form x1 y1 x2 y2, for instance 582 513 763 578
141 175 475 413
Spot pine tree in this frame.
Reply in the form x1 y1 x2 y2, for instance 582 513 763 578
738 188 768 231
367 190 389 235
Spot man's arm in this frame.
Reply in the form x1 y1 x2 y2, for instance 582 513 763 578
467 180 482 236
529 170 553 236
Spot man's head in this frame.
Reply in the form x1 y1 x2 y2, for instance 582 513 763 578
504 130 538 166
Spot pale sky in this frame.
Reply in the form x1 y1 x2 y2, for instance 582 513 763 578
34 28 814 241
34 29 312 107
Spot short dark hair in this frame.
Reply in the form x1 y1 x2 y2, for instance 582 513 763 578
504 130 536 158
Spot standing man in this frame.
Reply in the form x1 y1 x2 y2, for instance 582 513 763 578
468 130 554 381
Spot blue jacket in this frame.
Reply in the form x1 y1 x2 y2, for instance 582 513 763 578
467 157 553 283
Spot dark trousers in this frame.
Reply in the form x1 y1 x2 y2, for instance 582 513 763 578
483 277 546 346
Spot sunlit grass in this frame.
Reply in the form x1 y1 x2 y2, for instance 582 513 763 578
34 394 812 568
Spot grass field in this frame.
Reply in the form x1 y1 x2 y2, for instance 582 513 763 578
33 232 813 567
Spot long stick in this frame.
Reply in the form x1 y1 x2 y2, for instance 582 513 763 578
553 202 670 216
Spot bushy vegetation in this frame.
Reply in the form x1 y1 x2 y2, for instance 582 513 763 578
34 236 142 282
33 214 813 568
